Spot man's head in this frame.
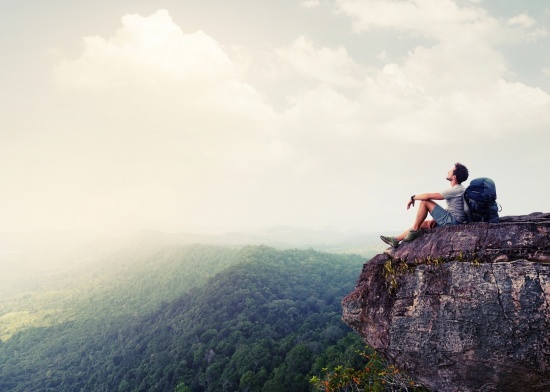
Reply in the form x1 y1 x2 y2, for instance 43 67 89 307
447 162 469 184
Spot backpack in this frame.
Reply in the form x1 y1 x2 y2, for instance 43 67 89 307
463 177 500 223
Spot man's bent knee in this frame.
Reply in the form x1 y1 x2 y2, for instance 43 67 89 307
421 200 437 212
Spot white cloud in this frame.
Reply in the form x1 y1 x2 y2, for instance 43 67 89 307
506 13 548 42
5 3 550 234
46 9 291 231
276 36 366 87
335 0 499 41
55 9 234 89
523 27 549 42
54 9 276 132
330 0 550 142
53 6 550 153
335 0 548 45
508 13 535 28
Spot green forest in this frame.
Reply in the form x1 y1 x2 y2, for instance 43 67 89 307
0 243 378 391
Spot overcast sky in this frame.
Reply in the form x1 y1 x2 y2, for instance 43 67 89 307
2 0 550 237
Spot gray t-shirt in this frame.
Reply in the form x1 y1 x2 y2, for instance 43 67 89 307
440 184 466 223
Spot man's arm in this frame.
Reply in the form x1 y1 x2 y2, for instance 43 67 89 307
414 193 444 201
407 192 444 209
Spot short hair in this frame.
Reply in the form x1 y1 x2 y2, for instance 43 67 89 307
454 162 469 184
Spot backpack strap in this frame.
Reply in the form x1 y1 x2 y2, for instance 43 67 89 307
463 194 472 223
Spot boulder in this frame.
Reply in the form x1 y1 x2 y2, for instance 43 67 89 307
342 213 550 391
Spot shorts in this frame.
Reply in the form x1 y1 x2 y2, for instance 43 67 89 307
429 204 458 226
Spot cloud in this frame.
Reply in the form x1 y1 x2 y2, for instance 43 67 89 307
55 9 276 132
47 9 291 231
506 13 548 42
28 5 550 233
54 6 550 152
276 36 366 87
335 0 546 44
330 0 550 141
508 13 535 28
55 9 234 89
335 0 496 41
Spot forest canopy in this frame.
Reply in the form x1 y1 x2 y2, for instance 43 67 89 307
0 244 371 391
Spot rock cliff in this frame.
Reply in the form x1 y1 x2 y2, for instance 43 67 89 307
342 212 550 392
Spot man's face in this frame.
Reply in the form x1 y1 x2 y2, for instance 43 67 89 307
446 166 456 182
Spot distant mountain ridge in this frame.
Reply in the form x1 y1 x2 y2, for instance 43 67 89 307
129 226 385 254
0 227 383 299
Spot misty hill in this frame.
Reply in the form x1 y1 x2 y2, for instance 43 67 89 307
140 226 386 254
0 242 244 341
0 244 369 391
0 227 384 341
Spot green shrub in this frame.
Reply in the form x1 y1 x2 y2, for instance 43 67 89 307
310 347 428 392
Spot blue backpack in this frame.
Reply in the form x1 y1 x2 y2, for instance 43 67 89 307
463 177 500 223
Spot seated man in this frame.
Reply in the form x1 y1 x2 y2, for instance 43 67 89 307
380 162 469 248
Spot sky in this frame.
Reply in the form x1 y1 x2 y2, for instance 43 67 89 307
2 0 550 238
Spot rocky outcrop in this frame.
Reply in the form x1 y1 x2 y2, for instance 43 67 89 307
342 213 550 391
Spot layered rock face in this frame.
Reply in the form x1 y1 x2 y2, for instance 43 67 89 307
342 213 550 391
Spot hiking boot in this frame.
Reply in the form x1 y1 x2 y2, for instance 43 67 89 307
380 235 399 248
402 230 422 243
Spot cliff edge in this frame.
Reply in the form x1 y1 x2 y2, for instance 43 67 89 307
342 212 550 391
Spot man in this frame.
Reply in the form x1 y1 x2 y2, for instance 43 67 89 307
380 162 469 248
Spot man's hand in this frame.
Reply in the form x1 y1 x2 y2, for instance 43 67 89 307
407 198 415 209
